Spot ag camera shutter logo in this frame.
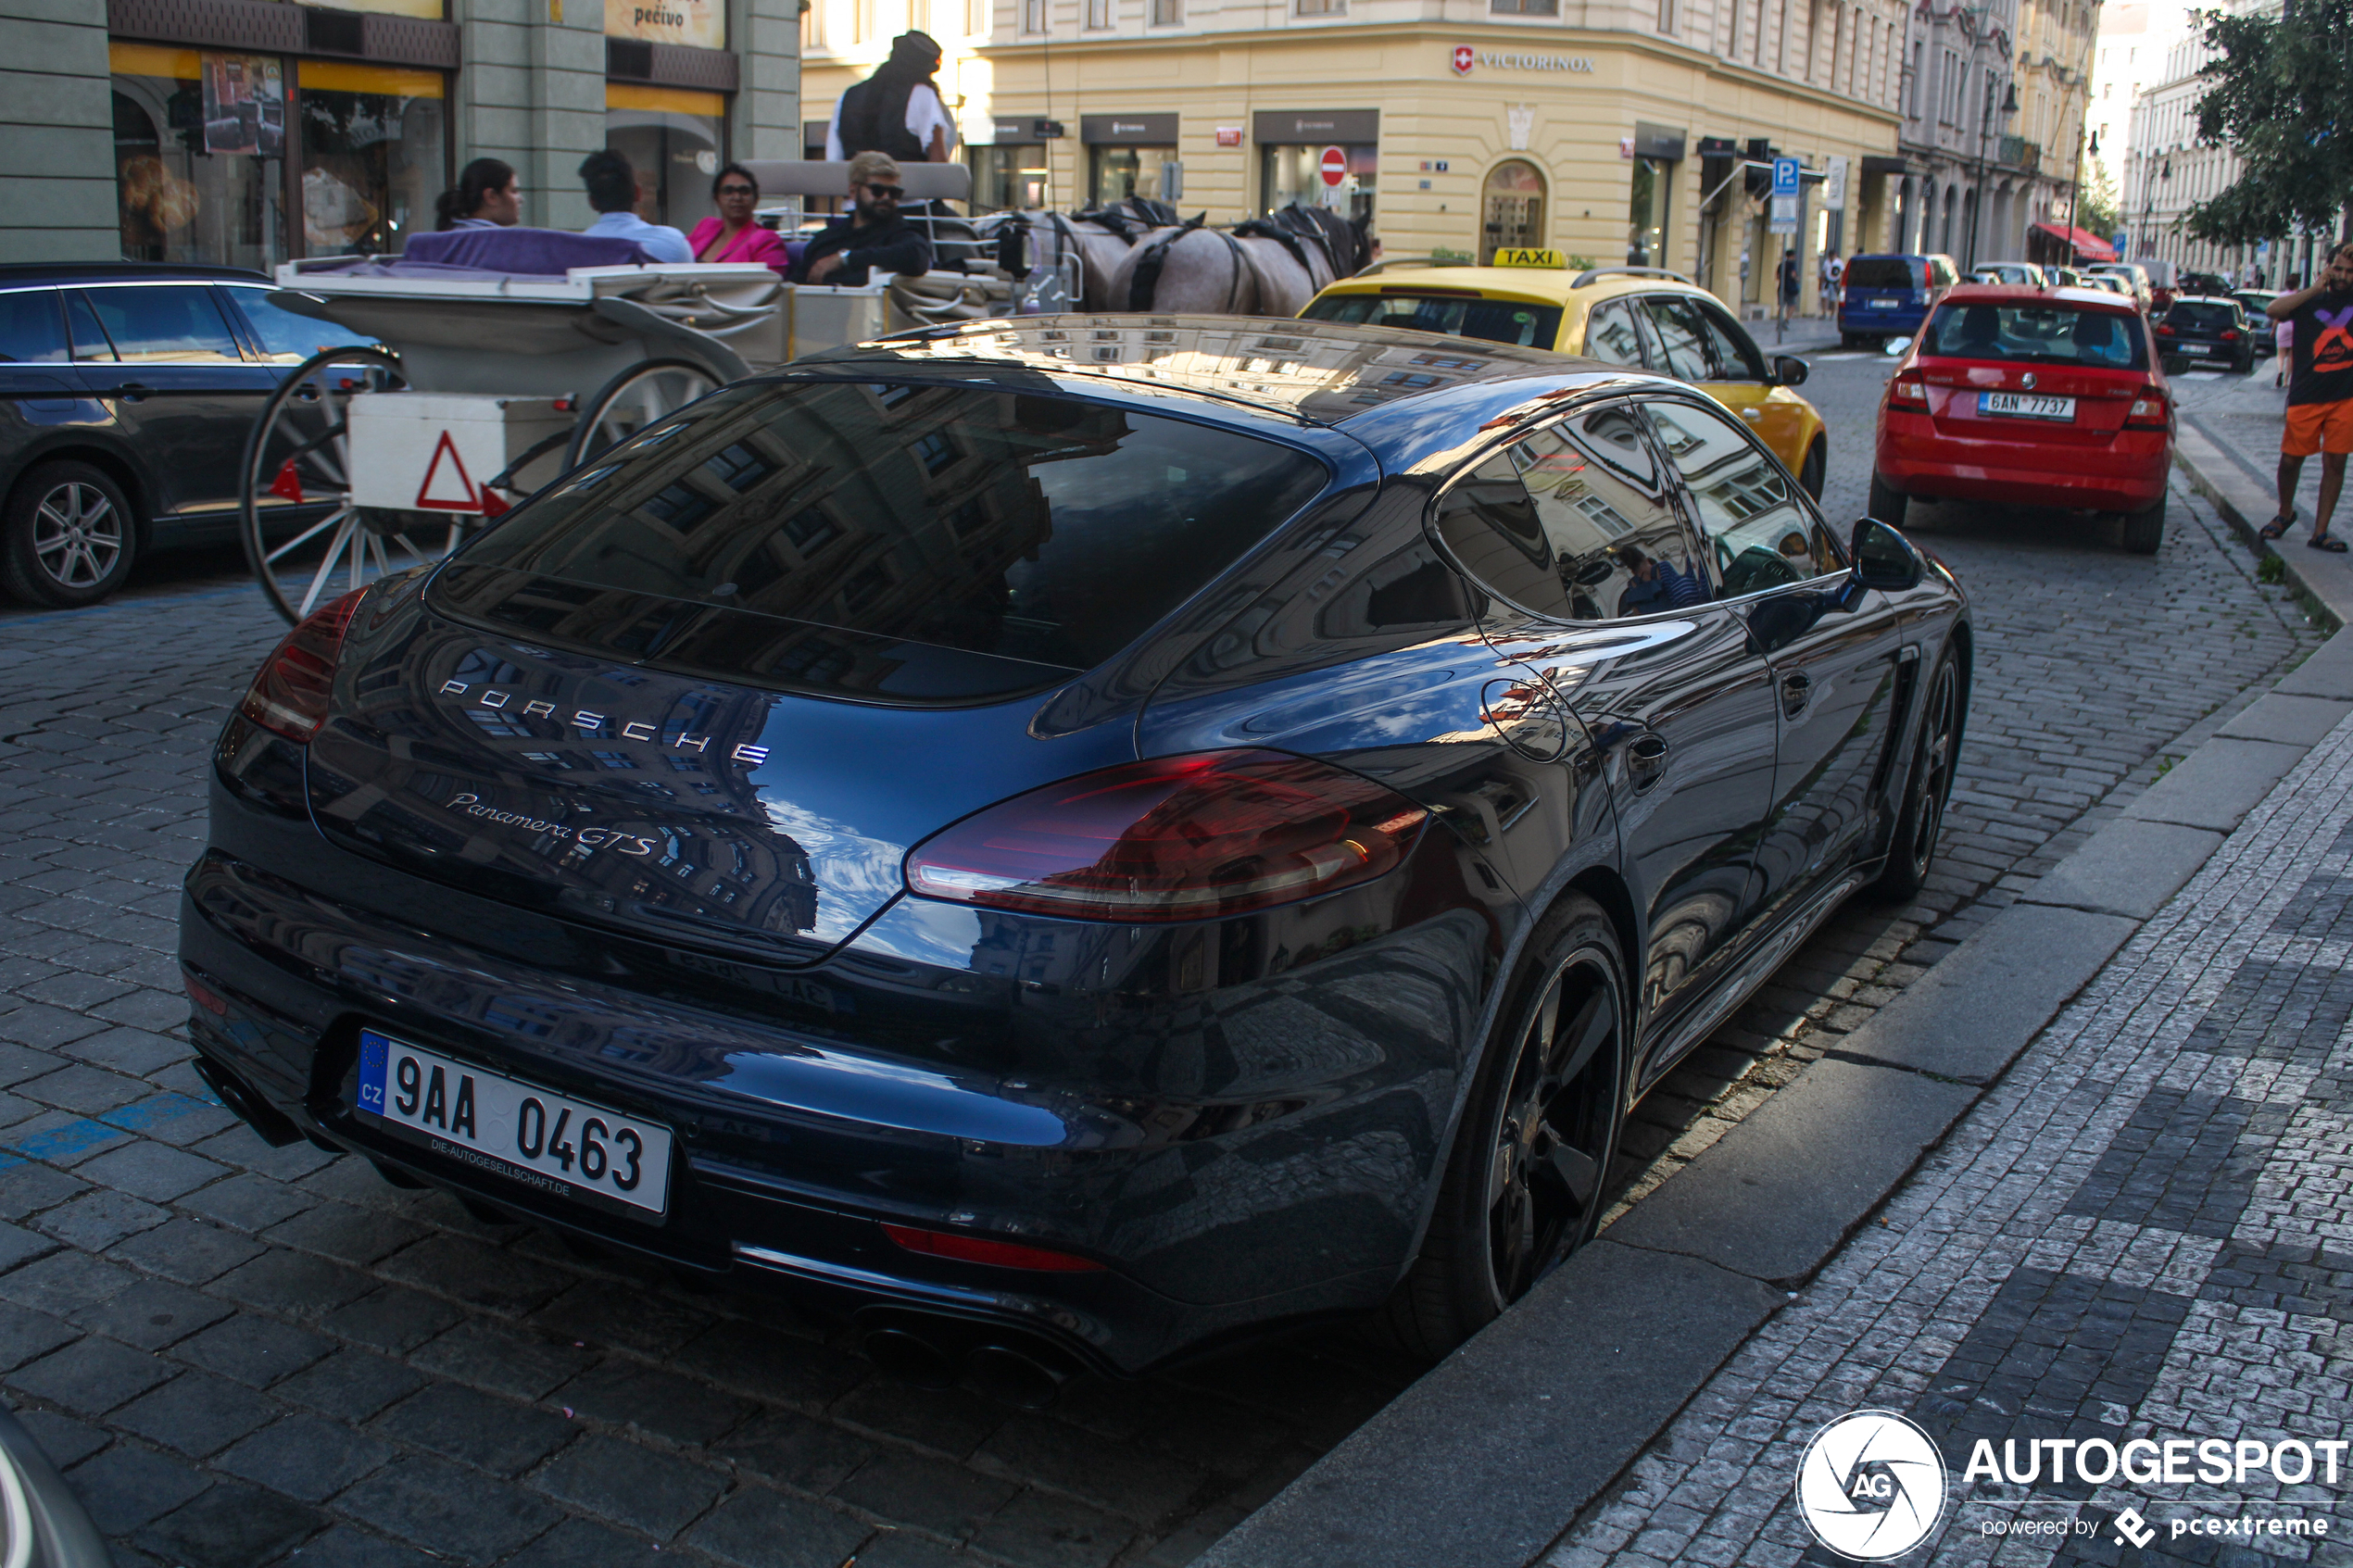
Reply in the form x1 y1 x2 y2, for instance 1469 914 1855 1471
1794 1411 1948 1560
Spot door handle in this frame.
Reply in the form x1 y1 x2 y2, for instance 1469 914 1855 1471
1626 733 1669 792
1740 408 1763 420
105 383 154 403
1781 671 1812 719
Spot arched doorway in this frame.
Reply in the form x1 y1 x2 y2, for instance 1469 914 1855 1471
1480 160 1546 263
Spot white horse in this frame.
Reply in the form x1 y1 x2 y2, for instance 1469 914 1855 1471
1105 205 1370 317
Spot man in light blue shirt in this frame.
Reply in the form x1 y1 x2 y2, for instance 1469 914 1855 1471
578 149 692 264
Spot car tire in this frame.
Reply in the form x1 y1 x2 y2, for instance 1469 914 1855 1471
1371 893 1627 1361
2121 491 2166 555
0 460 138 608
1873 646 1962 901
1799 440 1827 502
1868 470 1908 528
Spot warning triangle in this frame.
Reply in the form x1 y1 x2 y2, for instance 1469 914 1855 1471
415 430 480 512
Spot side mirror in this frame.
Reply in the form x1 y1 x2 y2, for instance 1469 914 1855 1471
1882 335 1913 357
1771 355 1809 387
1850 517 1923 592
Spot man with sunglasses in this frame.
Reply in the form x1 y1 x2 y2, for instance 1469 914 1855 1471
793 151 935 286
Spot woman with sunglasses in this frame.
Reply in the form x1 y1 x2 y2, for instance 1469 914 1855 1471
686 163 789 272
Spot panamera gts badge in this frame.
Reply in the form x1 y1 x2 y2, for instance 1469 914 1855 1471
445 794 657 856
437 681 771 767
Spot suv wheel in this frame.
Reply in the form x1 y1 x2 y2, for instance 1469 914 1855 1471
2 461 138 608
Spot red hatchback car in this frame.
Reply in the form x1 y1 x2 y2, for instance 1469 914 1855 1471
1870 283 2173 553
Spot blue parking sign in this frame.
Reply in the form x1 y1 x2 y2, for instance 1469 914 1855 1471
1772 157 1801 197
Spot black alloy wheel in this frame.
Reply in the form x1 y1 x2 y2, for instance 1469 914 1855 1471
1 460 137 608
1374 895 1627 1359
1874 649 1960 899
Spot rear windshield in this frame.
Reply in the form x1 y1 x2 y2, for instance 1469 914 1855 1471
443 379 1328 701
2165 301 2241 331
1844 258 1923 289
1921 302 2148 370
1301 292 1563 349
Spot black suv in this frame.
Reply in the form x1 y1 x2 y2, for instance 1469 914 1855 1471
0 262 372 608
2155 295 2257 376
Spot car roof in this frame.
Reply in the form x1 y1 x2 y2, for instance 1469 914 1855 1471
2171 295 2242 306
1309 264 1712 308
802 313 1654 431
1936 282 2141 311
0 262 272 287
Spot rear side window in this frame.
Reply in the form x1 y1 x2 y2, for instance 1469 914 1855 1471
1691 301 1767 381
1301 292 1563 349
1581 299 1650 368
1645 399 1843 597
1922 302 2148 369
75 286 244 364
0 291 65 363
1844 258 1922 290
1642 297 1714 381
449 380 1328 699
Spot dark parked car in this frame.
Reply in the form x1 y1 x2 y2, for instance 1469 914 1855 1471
0 263 372 608
1839 252 1962 346
180 317 1969 1389
2156 295 2257 374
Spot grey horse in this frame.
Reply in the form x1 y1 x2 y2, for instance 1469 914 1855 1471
980 198 1176 311
1106 205 1370 317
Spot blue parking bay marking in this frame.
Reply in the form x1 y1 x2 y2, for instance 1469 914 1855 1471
0 1092 225 1167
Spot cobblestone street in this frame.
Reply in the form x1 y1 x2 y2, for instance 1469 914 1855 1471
1545 569 2353 1568
0 361 2325 1567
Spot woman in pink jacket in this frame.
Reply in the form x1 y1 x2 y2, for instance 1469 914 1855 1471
687 164 789 273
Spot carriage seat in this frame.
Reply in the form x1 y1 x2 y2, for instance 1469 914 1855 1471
397 227 658 274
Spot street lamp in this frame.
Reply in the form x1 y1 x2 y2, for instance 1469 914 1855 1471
1964 77 2020 270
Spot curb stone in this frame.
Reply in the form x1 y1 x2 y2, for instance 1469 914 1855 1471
1195 603 2353 1568
2172 419 2352 632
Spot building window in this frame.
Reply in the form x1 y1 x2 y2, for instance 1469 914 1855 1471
1022 0 1046 30
1491 0 1561 12
1295 0 1345 15
606 84 728 233
1085 0 1111 23
969 0 990 31
1656 0 1675 31
1151 0 1180 20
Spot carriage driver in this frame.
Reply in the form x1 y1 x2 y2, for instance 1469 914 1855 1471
791 152 935 287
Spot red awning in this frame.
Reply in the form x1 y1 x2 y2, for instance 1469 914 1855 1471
2032 222 2118 262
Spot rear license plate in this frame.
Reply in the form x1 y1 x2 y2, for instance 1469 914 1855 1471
1868 298 1899 309
355 1030 673 1218
1979 391 2076 421
2186 345 2216 355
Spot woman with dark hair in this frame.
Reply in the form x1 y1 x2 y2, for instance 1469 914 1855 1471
686 162 788 270
825 31 952 163
434 157 520 230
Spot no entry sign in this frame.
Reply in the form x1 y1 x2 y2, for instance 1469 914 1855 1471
1319 145 1348 187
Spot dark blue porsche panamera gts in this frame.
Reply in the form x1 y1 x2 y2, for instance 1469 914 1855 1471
178 316 1969 1395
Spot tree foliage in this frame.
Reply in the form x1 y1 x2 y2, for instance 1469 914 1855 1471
2187 0 2353 245
2079 165 2121 236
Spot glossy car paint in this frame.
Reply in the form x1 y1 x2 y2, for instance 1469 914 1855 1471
2156 296 2257 374
1874 284 2172 516
1838 253 1960 342
181 317 1969 1375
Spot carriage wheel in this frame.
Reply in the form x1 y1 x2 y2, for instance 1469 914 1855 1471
566 359 722 469
239 347 468 625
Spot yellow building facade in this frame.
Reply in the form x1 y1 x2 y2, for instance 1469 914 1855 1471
805 0 1908 314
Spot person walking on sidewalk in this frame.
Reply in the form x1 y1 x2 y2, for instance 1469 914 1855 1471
2261 241 2353 552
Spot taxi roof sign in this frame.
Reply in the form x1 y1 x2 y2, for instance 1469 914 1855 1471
1491 247 1566 269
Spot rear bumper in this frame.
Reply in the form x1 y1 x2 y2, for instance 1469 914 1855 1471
178 834 1482 1374
1876 417 2171 513
1840 307 1926 335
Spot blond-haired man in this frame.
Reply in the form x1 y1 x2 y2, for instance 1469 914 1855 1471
791 152 934 286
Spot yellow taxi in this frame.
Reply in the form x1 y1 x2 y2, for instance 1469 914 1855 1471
1301 252 1831 496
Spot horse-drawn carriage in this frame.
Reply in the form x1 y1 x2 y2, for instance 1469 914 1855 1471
237 163 1367 621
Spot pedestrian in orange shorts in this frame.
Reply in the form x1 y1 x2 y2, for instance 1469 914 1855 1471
2263 240 2353 552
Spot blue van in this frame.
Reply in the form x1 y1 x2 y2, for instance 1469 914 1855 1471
1839 253 1960 345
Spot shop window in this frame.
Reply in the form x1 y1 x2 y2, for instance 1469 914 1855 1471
1261 144 1374 224
1090 146 1174 207
1628 156 1671 266
606 84 728 233
112 44 286 270
969 145 1049 211
1480 159 1545 264
297 61 447 256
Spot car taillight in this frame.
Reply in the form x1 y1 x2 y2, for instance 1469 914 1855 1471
2125 392 2171 430
2221 329 2240 341
1889 370 1928 408
235 588 367 743
881 1223 1105 1273
2156 323 2175 335
903 749 1429 922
